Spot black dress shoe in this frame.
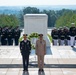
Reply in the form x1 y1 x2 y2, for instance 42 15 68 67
23 70 25 71
38 69 41 72
71 46 73 47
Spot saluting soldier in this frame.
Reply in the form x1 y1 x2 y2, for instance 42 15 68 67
69 23 76 47
20 34 31 72
51 28 58 45
36 34 46 72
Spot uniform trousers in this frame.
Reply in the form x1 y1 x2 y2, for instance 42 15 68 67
37 55 44 69
14 38 19 45
53 39 58 46
75 41 76 45
8 38 13 45
64 39 68 45
70 36 75 46
0 35 1 45
22 54 29 71
60 40 64 45
67 40 70 45
1 38 7 45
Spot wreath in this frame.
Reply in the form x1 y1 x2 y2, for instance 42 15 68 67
28 33 39 49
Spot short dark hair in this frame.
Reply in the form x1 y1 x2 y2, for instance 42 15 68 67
39 34 43 36
23 34 28 36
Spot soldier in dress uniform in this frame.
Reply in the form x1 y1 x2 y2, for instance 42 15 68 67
14 26 21 45
63 26 69 45
59 29 65 45
66 28 70 45
58 27 63 45
5 26 9 45
51 28 58 45
1 27 7 45
20 34 31 72
69 23 76 47
7 27 13 45
36 34 46 72
0 26 2 45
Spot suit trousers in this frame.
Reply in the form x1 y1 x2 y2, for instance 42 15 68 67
37 55 44 69
22 54 29 71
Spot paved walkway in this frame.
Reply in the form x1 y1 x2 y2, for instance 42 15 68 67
0 45 76 75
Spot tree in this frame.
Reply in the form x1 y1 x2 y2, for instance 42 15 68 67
41 10 57 27
0 14 19 27
23 7 40 15
56 11 76 28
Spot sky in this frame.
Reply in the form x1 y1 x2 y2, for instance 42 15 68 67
0 0 76 6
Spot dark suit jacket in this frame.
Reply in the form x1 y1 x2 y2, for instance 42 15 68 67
20 40 31 56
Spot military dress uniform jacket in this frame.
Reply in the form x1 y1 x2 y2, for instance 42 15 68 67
69 27 76 36
20 40 31 55
51 30 58 39
36 39 46 56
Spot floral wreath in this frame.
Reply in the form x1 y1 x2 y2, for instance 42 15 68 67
28 33 39 49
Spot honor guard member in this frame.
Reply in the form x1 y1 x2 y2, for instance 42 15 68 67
1 27 7 45
59 29 65 45
51 28 58 45
63 26 69 45
36 34 46 72
75 33 76 45
69 23 76 47
7 27 13 45
20 34 31 72
58 27 63 45
7 28 13 45
0 26 2 45
66 28 70 45
14 27 21 45
5 26 9 45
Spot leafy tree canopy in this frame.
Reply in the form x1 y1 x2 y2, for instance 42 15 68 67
0 14 19 27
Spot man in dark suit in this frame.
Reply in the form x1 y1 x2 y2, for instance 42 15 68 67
20 34 31 72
